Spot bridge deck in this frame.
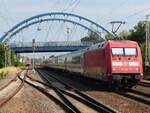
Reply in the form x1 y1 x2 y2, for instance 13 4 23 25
10 42 92 53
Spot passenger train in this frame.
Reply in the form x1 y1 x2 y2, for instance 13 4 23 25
45 40 143 88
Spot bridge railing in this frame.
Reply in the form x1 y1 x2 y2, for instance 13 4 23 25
10 41 93 47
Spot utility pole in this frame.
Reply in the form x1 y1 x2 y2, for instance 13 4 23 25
8 44 11 66
67 27 70 42
32 39 35 72
4 44 7 67
145 15 150 69
4 43 10 67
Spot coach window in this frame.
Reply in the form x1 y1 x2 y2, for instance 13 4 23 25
112 48 124 56
72 56 81 64
67 56 72 64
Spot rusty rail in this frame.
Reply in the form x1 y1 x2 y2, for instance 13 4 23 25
0 70 27 108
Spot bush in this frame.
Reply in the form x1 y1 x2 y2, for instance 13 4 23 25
0 71 8 80
144 67 150 80
14 61 26 70
14 61 24 67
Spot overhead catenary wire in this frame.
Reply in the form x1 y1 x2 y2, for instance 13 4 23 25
103 2 150 34
50 0 60 11
0 11 11 28
58 0 74 42
62 0 79 12
56 22 66 41
60 0 80 41
47 21 55 41
56 0 79 41
100 0 130 20
70 0 80 12
0 0 17 31
61 0 73 12
44 21 52 42
0 0 15 23
121 7 150 20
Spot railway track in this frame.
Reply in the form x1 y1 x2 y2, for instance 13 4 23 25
114 82 150 105
2 67 147 112
114 89 150 105
129 88 150 99
35 68 117 113
0 70 26 108
42 68 150 106
0 75 17 91
140 80 150 87
18 74 78 113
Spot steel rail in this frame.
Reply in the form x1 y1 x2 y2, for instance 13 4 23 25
128 89 150 98
0 70 26 108
140 81 150 87
43 68 150 106
28 72 114 113
0 75 17 91
35 72 81 113
37 69 116 113
28 73 114 113
18 74 77 113
114 90 150 105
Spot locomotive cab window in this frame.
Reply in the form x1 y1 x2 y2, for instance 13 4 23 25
124 48 137 56
112 48 124 56
112 48 137 57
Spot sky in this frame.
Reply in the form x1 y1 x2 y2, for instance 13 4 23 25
0 0 150 58
0 0 150 31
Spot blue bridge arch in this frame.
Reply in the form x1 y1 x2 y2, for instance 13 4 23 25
0 12 113 43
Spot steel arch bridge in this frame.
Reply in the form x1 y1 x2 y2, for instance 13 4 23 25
0 12 113 53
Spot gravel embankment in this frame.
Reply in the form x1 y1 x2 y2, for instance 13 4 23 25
0 70 65 113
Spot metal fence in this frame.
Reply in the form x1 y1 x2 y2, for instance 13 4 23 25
10 41 93 47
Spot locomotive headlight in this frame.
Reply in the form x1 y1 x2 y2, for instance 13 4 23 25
112 62 123 66
129 62 139 66
112 62 139 66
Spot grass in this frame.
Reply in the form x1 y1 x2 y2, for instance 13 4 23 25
14 62 26 70
0 71 8 80
0 66 21 81
18 66 26 70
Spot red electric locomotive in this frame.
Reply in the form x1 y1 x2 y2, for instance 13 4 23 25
84 40 143 88
47 40 143 88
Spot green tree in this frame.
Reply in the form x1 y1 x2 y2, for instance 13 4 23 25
81 31 100 43
0 44 5 68
11 51 17 66
127 21 146 45
0 43 18 68
105 33 114 40
127 21 150 74
127 21 146 61
140 42 146 62
119 30 130 39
